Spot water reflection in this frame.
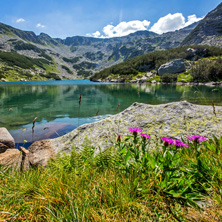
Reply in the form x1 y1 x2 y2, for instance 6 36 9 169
0 80 221 145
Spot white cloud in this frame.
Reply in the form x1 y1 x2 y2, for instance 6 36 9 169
86 31 101 38
86 13 202 38
185 14 202 27
92 31 101 38
87 20 151 38
36 23 46 28
150 13 202 34
16 18 25 23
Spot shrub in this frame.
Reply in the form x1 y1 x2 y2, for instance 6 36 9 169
42 72 61 80
77 70 92 77
161 73 178 82
191 58 222 81
61 65 73 74
62 57 81 63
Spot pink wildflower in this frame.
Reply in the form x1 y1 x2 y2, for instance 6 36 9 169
174 140 188 148
161 137 188 148
129 128 143 136
187 135 208 144
161 137 175 147
141 134 150 140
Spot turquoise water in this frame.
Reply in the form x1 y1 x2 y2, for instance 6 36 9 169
0 80 221 146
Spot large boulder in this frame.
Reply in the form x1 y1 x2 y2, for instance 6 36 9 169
28 101 222 167
0 127 15 153
158 59 186 76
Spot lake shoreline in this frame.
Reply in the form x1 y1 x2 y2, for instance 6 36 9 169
1 78 222 87
91 79 222 86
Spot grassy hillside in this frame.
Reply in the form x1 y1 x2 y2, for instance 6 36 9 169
90 45 222 82
0 51 52 69
0 51 61 81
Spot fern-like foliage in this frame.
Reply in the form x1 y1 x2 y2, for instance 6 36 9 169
48 145 121 174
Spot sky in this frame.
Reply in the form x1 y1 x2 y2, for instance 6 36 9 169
0 0 221 39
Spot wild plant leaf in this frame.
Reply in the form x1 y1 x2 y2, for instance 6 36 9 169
125 150 131 163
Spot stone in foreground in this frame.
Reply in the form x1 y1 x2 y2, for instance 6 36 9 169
28 101 222 167
0 149 22 170
28 140 58 167
0 127 15 153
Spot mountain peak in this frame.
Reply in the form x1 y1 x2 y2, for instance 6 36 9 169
182 2 222 45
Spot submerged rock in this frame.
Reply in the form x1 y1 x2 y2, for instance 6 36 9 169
28 101 222 167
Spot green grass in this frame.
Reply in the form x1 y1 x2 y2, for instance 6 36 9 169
0 51 52 70
0 133 222 221
0 51 61 81
177 72 193 82
146 75 162 82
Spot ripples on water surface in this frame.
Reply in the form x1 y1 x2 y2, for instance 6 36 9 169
0 80 221 147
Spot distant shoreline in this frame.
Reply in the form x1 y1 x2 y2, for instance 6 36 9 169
90 79 222 86
1 78 222 87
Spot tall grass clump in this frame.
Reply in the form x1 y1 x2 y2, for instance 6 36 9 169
0 130 222 221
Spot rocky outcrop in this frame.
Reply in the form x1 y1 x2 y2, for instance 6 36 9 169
158 59 186 76
28 101 222 167
182 3 222 46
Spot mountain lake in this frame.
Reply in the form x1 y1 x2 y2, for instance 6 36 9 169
0 80 221 147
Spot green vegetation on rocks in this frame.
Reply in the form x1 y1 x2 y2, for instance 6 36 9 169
77 70 92 77
190 58 222 82
73 61 97 70
11 40 53 61
0 51 52 70
0 51 61 81
90 45 222 83
62 56 81 64
61 65 73 74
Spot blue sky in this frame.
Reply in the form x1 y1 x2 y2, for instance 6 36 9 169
0 0 221 39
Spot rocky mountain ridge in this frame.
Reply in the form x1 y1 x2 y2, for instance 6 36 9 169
0 2 222 81
182 2 222 47
0 21 198 80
